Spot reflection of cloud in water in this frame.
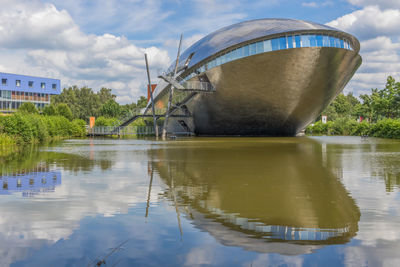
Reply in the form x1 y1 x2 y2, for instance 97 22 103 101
313 136 400 266
0 146 162 266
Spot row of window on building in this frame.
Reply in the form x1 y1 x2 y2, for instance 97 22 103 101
1 78 57 89
0 90 50 101
0 101 47 110
0 89 50 110
182 34 354 81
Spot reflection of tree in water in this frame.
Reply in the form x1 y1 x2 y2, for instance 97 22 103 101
324 141 400 192
0 145 113 175
149 138 360 252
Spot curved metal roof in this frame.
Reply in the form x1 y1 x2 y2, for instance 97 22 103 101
176 18 360 70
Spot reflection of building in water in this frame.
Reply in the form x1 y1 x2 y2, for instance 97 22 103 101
150 138 360 254
196 201 350 242
0 164 61 196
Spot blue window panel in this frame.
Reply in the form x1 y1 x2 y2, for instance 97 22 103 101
256 41 264 54
237 47 243 58
345 41 351 50
230 50 235 60
316 35 323 47
295 35 301 48
329 36 335 47
323 36 330 47
294 35 301 48
221 54 226 64
231 49 237 60
301 35 311 47
278 37 287 50
287 36 293 48
226 51 232 62
216 56 221 66
243 45 249 56
334 38 341 48
249 43 256 55
271 38 280 51
264 40 272 52
340 39 344 48
309 35 317 47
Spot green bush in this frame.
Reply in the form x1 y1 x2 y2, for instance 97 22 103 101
350 121 370 136
306 121 330 135
0 113 87 144
42 105 57 116
18 102 38 114
370 119 400 138
29 115 49 142
56 103 73 121
94 116 120 127
307 118 400 139
0 113 35 143
0 133 16 146
71 119 87 137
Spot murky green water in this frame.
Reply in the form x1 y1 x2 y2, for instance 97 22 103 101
1 136 400 266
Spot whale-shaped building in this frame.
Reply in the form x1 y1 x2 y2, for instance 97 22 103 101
148 18 362 136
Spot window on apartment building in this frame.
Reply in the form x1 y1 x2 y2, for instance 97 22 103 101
1 78 6 85
41 82 45 89
52 83 57 89
29 81 34 87
16 80 21 87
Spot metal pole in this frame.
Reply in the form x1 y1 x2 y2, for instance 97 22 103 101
145 53 158 138
162 34 183 140
145 162 154 218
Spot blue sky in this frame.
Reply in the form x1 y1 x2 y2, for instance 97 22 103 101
0 0 399 103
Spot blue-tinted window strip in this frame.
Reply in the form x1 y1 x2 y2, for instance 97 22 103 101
181 34 354 82
271 39 279 51
295 35 301 48
278 37 286 50
287 36 293 49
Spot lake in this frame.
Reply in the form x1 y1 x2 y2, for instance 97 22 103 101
0 136 400 266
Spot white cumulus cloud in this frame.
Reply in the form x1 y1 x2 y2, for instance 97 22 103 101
0 0 171 103
327 5 400 95
348 0 400 9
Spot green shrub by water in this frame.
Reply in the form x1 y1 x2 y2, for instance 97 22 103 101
306 118 400 139
94 116 121 127
0 113 87 144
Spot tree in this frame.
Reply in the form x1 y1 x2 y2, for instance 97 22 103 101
52 86 101 120
370 76 400 119
357 94 374 120
136 96 148 108
56 103 73 121
18 102 38 114
98 88 116 104
42 104 57 116
332 94 351 116
100 99 121 118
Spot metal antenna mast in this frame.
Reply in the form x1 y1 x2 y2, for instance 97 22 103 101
162 34 183 139
145 53 159 138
